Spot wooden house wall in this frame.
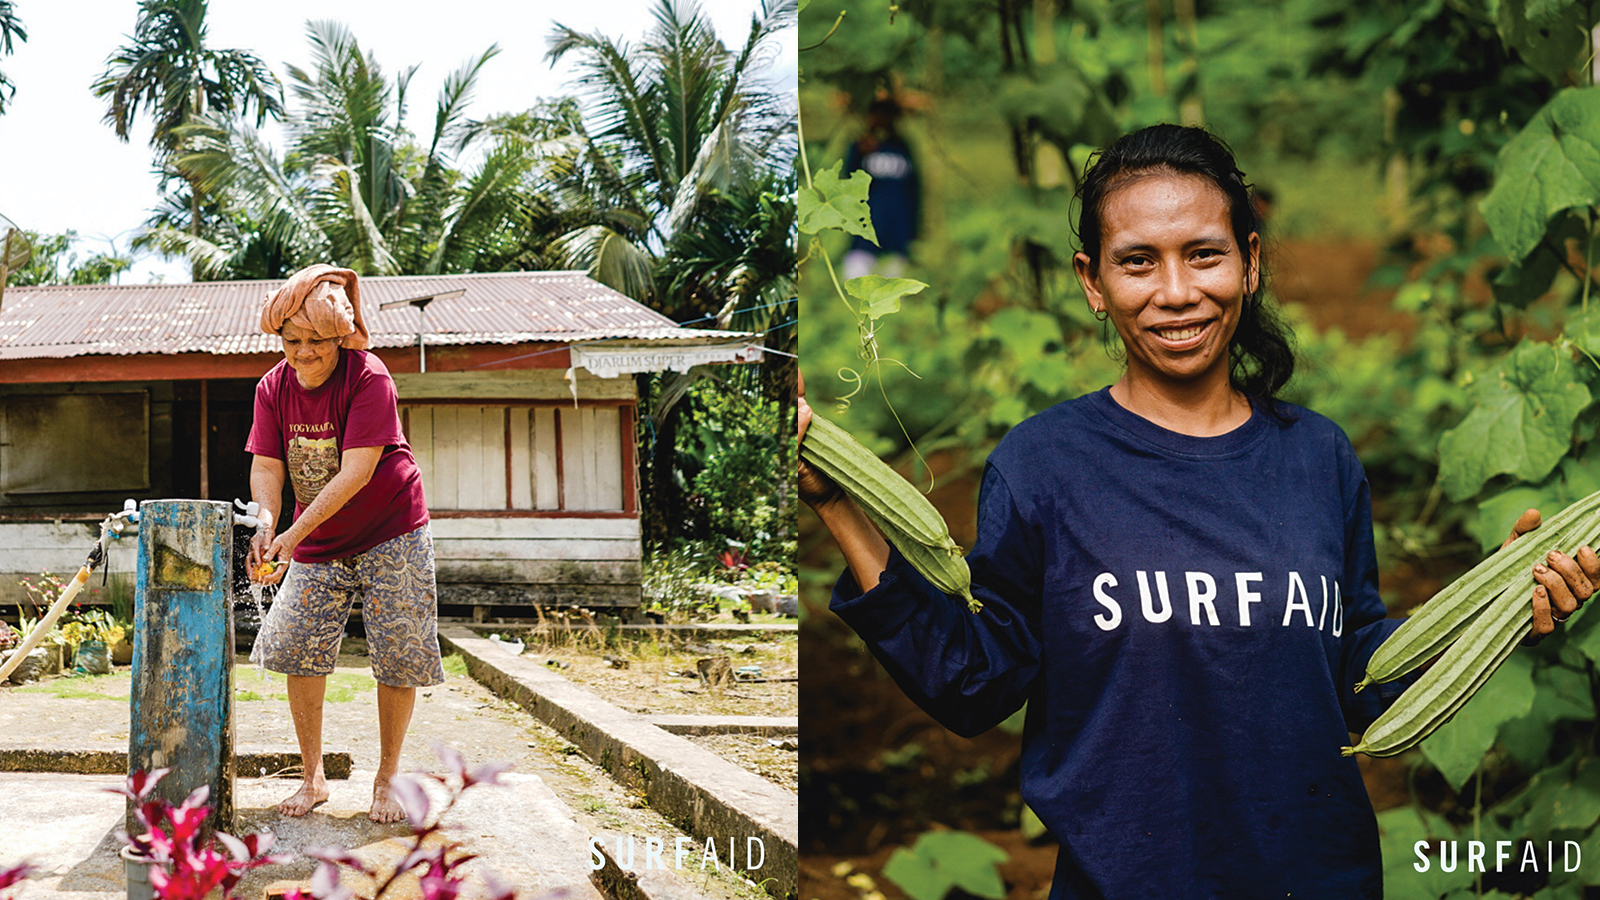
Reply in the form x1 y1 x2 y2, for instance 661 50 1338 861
0 367 645 616
395 368 642 611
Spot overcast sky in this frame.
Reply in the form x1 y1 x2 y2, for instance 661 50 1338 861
0 0 796 283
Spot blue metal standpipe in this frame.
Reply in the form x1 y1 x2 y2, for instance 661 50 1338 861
128 499 236 836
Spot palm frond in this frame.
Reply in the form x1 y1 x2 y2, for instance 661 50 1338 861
173 112 331 263
431 45 500 160
132 224 239 281
93 0 279 148
313 159 399 275
547 24 673 204
552 224 657 301
424 137 534 274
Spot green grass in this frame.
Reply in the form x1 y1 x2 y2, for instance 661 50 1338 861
12 673 128 700
231 666 376 702
442 653 468 677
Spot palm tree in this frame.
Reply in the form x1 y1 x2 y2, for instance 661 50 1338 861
92 0 282 274
145 20 533 279
545 0 798 310
0 1 27 114
546 0 798 545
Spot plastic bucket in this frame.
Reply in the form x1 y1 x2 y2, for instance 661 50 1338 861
74 640 111 675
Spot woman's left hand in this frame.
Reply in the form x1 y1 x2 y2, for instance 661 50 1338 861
1504 508 1600 637
257 529 303 585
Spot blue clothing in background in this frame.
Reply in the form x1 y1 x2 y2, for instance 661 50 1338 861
844 136 919 256
832 388 1406 900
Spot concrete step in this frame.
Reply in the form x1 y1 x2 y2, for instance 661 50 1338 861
440 626 797 899
645 715 797 736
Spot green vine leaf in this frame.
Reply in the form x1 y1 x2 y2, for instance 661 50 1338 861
844 275 926 320
1491 211 1586 307
1497 0 1593 85
1470 454 1600 552
1376 807 1475 898
881 831 1009 900
1481 87 1600 264
797 161 878 243
1437 342 1590 501
1522 756 1600 836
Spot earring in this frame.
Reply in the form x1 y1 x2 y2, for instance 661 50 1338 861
1093 307 1108 322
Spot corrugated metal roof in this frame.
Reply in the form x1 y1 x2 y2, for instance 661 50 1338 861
0 271 752 360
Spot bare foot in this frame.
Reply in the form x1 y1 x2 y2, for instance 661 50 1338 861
277 778 329 817
370 777 405 823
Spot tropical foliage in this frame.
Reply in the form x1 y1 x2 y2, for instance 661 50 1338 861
800 0 1600 897
92 0 283 278
77 0 797 558
8 231 131 286
143 20 526 279
546 0 798 549
0 0 25 114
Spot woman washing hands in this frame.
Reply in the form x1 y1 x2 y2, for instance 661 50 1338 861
246 264 441 824
799 125 1599 898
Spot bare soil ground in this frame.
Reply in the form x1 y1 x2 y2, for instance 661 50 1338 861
528 631 799 720
511 628 800 794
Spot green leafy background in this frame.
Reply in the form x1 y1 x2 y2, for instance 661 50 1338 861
801 0 1600 898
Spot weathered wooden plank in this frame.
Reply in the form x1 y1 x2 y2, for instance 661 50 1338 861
455 407 486 509
436 582 641 608
428 516 640 540
482 407 507 510
563 408 595 511
432 538 639 562
0 522 106 546
409 406 435 504
434 558 640 583
508 407 532 510
431 406 460 508
595 407 623 510
532 408 559 510
393 370 636 401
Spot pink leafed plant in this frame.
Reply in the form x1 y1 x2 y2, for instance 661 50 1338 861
105 745 534 900
0 861 37 897
110 769 289 900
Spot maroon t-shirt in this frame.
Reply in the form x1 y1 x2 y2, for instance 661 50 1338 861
246 350 429 563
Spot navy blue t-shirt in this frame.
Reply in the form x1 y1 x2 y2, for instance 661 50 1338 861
832 388 1408 900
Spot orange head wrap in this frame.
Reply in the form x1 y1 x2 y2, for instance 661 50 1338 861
260 264 370 350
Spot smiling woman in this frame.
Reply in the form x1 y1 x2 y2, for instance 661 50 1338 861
797 124 1600 900
246 263 442 826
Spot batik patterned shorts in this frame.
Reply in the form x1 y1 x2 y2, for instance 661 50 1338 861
249 524 445 687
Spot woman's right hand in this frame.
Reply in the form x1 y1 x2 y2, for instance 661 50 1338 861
798 371 892 591
248 524 289 585
798 372 845 510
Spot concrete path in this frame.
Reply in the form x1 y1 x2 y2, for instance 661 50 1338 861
0 769 603 900
0 662 605 899
0 657 754 900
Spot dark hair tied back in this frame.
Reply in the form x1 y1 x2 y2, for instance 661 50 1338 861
1074 124 1295 405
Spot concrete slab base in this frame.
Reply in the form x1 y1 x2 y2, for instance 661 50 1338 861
645 716 798 736
0 770 603 900
0 749 353 778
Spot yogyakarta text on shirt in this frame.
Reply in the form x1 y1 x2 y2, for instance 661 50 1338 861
1090 570 1346 634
